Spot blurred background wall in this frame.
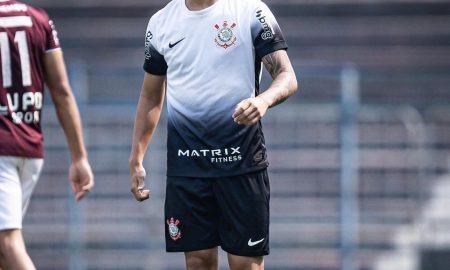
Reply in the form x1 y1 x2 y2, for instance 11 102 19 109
20 0 450 269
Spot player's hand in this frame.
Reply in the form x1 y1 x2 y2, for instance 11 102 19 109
130 165 150 202
233 97 269 126
69 158 94 202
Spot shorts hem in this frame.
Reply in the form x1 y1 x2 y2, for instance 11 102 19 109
166 243 219 253
221 246 270 257
0 152 44 159
0 224 22 231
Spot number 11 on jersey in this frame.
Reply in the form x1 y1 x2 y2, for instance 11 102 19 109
0 31 32 88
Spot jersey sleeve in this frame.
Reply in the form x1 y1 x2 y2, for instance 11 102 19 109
251 1 288 60
143 16 168 75
44 16 61 53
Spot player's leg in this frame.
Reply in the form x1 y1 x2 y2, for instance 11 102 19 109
165 177 220 269
0 157 38 270
185 247 218 270
0 247 5 269
227 254 264 270
213 169 270 270
0 229 36 270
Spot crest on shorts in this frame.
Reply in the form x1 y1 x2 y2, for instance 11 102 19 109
214 21 237 49
166 217 182 241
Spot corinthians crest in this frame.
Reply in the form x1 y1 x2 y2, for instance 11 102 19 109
214 21 237 49
166 217 182 241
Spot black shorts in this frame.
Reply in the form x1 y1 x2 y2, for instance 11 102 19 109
164 169 270 257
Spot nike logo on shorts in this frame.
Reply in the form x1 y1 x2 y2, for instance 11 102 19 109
248 238 265 247
169 38 185 48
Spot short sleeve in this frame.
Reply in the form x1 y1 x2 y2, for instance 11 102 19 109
251 1 288 60
143 17 168 75
44 17 61 53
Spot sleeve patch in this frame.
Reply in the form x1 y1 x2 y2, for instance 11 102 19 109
255 9 274 41
251 3 288 60
143 29 167 75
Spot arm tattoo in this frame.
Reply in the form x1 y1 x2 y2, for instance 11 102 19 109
261 50 298 107
262 50 286 78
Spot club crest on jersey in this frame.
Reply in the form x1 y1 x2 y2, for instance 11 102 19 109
166 217 182 241
214 21 237 49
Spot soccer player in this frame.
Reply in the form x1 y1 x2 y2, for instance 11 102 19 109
129 0 297 269
0 1 94 269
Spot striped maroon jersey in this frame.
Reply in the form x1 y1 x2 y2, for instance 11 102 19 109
0 0 60 158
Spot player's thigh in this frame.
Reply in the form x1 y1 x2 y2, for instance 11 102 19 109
0 157 23 231
19 158 43 215
184 247 218 270
0 229 26 250
213 169 270 257
165 177 220 252
228 254 264 270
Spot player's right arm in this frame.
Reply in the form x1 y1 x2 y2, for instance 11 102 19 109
129 73 166 202
129 15 167 202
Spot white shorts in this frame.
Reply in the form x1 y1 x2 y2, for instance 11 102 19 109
0 156 43 231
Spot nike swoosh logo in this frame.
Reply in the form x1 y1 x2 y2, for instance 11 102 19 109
248 238 265 247
169 38 185 48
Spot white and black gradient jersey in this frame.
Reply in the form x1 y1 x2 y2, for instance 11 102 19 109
144 0 288 177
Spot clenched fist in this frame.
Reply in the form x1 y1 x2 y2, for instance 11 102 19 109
233 97 269 126
129 165 150 202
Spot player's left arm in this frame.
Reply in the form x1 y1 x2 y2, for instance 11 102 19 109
233 50 298 125
44 51 94 201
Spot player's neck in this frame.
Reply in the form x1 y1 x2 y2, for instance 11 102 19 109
185 0 218 11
